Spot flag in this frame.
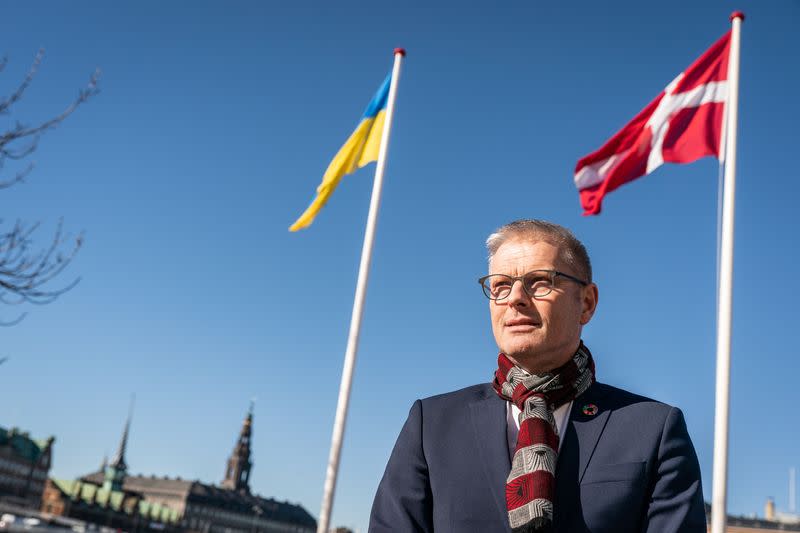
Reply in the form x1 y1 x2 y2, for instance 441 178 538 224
289 73 392 231
574 31 731 215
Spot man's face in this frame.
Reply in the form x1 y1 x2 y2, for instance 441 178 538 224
488 238 598 373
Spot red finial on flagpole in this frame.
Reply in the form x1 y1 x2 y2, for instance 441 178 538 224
394 48 406 56
729 11 745 22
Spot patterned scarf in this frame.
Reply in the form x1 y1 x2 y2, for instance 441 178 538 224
492 343 595 533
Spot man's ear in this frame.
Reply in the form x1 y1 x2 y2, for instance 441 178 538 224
580 283 598 325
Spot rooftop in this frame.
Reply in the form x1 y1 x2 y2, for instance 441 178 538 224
51 478 180 524
0 425 52 463
81 470 315 528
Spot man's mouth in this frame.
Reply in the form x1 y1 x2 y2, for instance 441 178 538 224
505 318 540 328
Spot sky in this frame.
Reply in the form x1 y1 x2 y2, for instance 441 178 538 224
2 1 799 531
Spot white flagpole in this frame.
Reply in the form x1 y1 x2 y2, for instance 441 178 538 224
710 12 743 533
316 48 405 533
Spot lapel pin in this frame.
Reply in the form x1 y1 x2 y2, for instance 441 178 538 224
582 403 598 416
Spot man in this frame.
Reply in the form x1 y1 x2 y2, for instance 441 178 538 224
369 219 705 532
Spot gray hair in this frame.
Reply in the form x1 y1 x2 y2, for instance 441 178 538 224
486 219 593 282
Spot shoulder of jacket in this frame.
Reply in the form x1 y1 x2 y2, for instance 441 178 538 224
591 381 678 417
419 382 494 406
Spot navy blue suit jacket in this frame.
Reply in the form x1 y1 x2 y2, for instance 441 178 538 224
369 382 705 532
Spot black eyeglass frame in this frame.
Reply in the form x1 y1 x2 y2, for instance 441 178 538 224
477 269 589 300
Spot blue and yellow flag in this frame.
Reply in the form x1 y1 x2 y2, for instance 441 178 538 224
289 73 392 231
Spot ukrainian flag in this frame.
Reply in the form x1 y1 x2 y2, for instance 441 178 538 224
289 73 392 231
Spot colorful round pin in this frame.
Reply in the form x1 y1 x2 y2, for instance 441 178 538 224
582 403 598 416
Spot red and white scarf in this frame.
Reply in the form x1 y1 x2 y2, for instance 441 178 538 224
492 343 595 532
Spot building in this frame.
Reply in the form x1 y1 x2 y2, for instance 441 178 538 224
58 405 316 533
764 496 800 526
706 502 800 532
42 411 180 532
76 476 316 533
41 477 180 532
0 425 53 509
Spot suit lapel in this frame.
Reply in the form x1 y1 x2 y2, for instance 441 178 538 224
565 382 611 482
469 388 510 525
554 383 610 528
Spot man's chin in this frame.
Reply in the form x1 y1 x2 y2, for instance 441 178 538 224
503 349 538 367
502 346 564 374
501 342 541 360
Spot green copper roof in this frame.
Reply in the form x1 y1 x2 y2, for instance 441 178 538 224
139 499 180 523
0 425 53 463
51 479 179 525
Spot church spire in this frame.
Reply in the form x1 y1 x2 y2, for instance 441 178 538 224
110 412 130 471
222 402 254 493
104 395 134 492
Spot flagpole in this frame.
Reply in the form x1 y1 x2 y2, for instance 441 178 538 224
710 12 743 533
316 48 405 533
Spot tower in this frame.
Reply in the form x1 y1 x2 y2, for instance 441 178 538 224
222 403 254 493
765 497 776 521
103 398 133 492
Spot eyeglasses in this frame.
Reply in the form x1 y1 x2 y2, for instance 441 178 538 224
478 269 589 300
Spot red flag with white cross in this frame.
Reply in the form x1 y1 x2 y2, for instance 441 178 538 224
574 31 731 215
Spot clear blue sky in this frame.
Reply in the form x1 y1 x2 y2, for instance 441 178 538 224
2 1 798 531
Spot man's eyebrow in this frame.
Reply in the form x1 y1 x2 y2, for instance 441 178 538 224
523 269 552 277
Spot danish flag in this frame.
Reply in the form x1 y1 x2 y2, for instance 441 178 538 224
574 31 731 215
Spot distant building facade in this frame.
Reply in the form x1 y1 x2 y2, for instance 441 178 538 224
705 503 800 532
0 425 53 509
764 496 800 527
78 474 315 533
41 477 179 532
42 412 179 532
48 405 316 533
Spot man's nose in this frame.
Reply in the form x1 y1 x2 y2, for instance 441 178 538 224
506 279 531 306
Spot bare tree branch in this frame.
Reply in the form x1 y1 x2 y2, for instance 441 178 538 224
0 50 100 190
0 219 83 304
0 49 98 322
0 49 42 116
